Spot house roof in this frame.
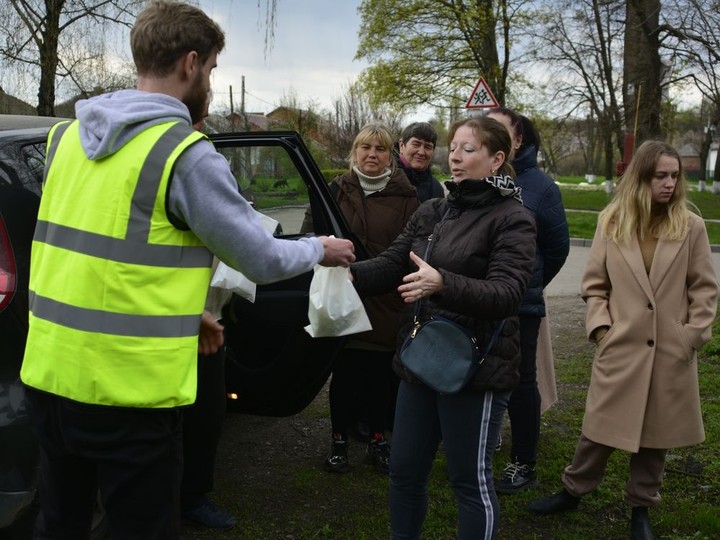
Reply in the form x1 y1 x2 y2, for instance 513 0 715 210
226 112 269 130
678 143 699 157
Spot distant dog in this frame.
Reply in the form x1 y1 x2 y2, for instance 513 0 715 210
273 179 289 189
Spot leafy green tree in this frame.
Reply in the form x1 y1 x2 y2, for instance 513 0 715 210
355 0 516 111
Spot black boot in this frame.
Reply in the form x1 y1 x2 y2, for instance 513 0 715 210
630 507 656 540
527 488 581 515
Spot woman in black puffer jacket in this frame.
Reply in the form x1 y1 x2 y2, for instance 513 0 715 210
351 116 536 540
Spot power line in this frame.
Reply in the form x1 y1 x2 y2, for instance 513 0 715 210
212 85 280 113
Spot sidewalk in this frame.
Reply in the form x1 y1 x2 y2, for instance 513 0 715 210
546 239 720 297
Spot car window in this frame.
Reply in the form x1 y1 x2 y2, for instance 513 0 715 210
21 142 48 186
0 140 47 194
216 145 311 237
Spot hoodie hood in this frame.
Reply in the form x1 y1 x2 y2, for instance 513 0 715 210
74 89 192 160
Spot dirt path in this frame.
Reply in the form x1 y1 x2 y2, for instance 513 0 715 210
179 294 588 539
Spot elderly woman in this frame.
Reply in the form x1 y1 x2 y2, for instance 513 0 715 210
303 123 419 474
352 116 537 539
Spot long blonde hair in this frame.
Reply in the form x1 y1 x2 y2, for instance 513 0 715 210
598 140 688 243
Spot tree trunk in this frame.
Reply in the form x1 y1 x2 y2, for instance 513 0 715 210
476 0 503 105
604 133 615 182
36 0 63 116
623 0 664 144
698 126 712 191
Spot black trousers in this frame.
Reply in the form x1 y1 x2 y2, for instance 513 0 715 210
329 348 393 439
25 387 183 540
180 348 226 508
507 315 542 465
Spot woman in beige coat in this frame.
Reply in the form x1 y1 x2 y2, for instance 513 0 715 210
528 140 718 540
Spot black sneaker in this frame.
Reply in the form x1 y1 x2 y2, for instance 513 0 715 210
325 440 350 473
366 438 390 474
495 462 538 494
182 498 236 530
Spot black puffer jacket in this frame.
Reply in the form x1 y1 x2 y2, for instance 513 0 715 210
352 179 537 392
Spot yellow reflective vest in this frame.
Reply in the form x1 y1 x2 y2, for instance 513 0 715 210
21 121 213 408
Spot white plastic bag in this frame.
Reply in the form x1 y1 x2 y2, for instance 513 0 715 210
209 213 280 303
210 261 257 302
304 265 372 337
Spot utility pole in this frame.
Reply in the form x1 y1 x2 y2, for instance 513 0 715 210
241 75 248 131
229 85 234 115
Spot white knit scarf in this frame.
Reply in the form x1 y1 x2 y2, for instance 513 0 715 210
354 166 392 195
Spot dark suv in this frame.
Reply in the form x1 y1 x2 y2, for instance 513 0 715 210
0 115 354 535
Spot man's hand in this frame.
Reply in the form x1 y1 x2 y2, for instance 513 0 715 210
198 309 224 356
318 236 356 267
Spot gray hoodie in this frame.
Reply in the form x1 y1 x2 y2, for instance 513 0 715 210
74 89 323 284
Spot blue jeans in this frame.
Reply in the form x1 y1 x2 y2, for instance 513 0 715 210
389 380 510 540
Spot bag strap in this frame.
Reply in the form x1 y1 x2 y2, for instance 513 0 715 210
479 319 506 358
410 204 506 357
411 206 451 321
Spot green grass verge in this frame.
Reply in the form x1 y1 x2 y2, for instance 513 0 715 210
250 178 720 243
209 308 718 539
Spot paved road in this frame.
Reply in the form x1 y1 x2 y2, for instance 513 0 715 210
262 205 720 297
546 239 720 297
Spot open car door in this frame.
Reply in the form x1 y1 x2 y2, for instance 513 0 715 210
209 131 358 417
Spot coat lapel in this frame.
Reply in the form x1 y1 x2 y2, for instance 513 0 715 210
617 238 655 300
648 236 684 291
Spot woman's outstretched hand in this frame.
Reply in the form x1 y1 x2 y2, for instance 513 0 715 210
398 251 443 303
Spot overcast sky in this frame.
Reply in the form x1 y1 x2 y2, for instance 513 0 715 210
201 0 374 117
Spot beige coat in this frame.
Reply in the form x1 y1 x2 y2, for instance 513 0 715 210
581 212 718 452
537 302 558 413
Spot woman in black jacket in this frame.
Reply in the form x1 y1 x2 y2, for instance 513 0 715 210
351 116 536 539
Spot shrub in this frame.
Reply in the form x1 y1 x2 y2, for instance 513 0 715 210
322 169 346 183
253 177 274 192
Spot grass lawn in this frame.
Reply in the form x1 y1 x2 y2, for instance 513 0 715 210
560 182 720 244
205 299 720 540
250 177 720 244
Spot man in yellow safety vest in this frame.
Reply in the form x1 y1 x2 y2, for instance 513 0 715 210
20 2 355 538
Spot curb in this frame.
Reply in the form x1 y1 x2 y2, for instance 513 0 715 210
570 237 720 253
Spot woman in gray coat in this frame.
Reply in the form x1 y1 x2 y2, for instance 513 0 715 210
528 140 718 540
